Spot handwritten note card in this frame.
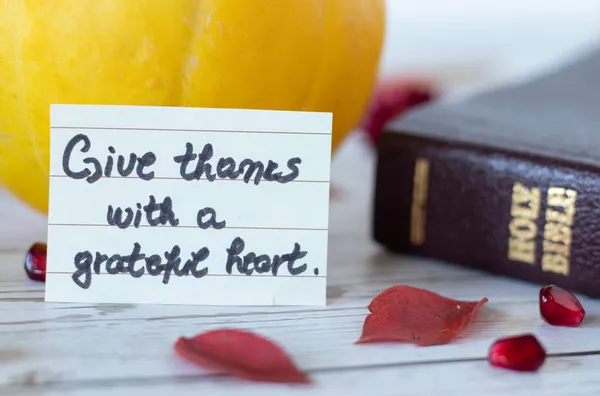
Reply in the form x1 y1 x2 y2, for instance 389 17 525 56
46 104 332 306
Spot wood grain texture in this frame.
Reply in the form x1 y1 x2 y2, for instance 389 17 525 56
12 355 600 396
1 132 599 395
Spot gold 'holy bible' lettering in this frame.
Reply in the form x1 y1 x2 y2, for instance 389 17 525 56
507 182 541 264
506 182 578 276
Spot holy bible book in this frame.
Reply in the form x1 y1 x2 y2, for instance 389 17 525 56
373 47 600 298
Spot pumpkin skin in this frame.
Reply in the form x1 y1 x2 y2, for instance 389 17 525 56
0 0 385 215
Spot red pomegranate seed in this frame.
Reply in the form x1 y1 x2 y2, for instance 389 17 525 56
488 334 546 372
24 242 47 282
539 285 585 327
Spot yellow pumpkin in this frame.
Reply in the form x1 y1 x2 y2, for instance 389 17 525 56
0 0 385 215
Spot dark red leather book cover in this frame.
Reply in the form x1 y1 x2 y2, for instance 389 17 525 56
373 47 600 297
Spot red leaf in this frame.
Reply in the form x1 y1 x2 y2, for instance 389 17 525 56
357 285 488 346
360 76 437 145
174 328 311 384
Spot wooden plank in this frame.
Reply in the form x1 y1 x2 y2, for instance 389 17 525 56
3 353 599 395
1 247 600 389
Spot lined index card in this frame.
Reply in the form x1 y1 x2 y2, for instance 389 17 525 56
45 104 332 306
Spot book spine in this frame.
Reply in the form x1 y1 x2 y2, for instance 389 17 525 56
372 131 600 298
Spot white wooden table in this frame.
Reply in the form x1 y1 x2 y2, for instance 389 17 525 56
2 130 600 395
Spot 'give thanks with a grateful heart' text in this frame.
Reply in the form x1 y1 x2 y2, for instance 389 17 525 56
61 133 315 290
